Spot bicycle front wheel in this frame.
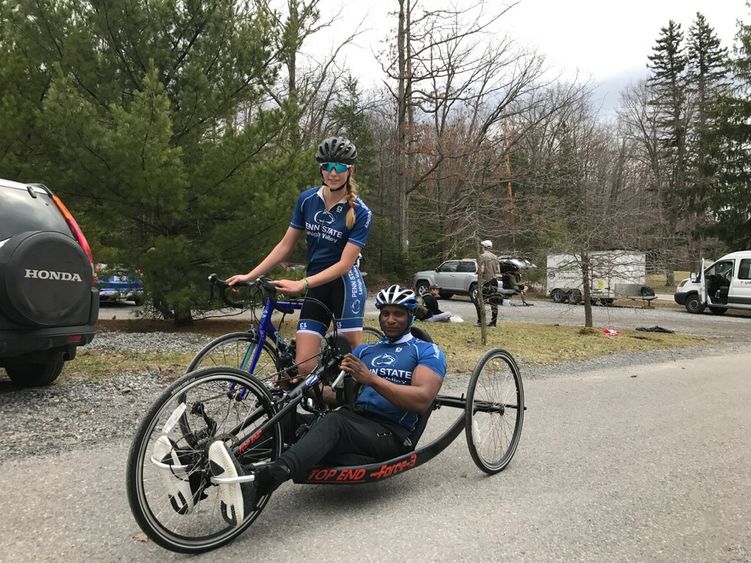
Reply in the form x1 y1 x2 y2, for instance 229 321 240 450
126 367 283 554
188 331 280 380
465 348 524 474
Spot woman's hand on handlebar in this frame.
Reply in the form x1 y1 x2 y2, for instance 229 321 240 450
273 278 306 295
226 273 254 287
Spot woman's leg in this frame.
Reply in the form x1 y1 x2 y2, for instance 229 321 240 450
294 331 323 378
341 329 362 351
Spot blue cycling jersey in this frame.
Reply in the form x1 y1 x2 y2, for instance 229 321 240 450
290 187 372 276
353 333 447 432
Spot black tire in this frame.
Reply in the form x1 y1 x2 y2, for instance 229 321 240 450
131 294 145 306
469 283 478 303
568 289 582 305
362 326 385 343
550 288 566 303
4 354 64 386
600 298 614 306
685 294 705 314
465 348 524 474
187 331 280 380
126 367 282 554
414 281 430 296
709 306 727 315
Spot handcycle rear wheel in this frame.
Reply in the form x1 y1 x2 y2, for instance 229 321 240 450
126 367 283 554
361 326 385 344
187 331 280 379
465 348 524 474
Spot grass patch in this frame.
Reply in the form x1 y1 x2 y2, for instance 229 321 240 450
77 318 706 379
62 349 196 383
409 322 703 373
646 271 690 293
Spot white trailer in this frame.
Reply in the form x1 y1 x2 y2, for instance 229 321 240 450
546 251 652 304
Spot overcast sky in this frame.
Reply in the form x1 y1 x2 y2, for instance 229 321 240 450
311 0 748 115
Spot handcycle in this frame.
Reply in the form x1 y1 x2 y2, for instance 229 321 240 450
126 276 526 554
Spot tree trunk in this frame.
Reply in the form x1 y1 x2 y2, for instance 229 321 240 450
396 0 410 254
582 252 593 328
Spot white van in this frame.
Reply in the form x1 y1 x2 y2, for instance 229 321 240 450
674 250 751 314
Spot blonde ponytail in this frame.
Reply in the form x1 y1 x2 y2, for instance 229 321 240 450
345 176 358 229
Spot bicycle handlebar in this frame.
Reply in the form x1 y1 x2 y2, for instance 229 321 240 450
208 273 278 309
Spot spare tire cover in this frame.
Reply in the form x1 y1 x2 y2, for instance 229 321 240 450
0 231 92 327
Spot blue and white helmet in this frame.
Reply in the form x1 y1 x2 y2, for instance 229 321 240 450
375 284 417 312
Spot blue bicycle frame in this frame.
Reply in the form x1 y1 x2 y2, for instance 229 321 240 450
243 296 302 374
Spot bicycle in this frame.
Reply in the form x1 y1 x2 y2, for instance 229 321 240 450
126 281 525 554
187 274 384 377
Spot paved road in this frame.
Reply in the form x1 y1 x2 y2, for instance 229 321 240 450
3 352 750 562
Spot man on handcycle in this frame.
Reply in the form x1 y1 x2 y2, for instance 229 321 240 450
208 284 447 525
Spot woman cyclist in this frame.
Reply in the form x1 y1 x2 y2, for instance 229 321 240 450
228 136 372 380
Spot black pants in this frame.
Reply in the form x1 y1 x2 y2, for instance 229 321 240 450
278 408 409 479
474 279 499 323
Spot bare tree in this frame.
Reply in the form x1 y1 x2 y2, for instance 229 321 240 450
256 0 365 146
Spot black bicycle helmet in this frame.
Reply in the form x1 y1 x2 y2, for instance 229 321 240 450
315 136 358 164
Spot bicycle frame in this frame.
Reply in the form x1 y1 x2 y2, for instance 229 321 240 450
243 296 302 374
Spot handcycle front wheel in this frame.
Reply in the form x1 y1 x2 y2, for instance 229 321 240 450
187 331 281 378
126 367 283 554
465 348 524 474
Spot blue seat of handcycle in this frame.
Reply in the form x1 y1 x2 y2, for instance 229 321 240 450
315 326 435 467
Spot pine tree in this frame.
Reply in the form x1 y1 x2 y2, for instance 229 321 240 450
0 0 300 324
685 12 730 259
647 20 689 283
707 13 751 248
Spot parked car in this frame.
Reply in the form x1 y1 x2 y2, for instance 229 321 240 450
413 259 479 300
414 257 535 302
0 177 98 386
96 264 145 305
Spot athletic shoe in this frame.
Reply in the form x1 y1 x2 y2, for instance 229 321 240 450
488 322 497 327
208 441 257 527
473 321 482 327
152 435 197 515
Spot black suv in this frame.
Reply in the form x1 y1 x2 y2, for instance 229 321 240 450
0 177 98 386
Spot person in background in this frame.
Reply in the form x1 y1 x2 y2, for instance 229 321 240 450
474 239 500 327
501 262 531 306
422 285 453 322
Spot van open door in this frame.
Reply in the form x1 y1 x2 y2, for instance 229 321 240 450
699 258 707 305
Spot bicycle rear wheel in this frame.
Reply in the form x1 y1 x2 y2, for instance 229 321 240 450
465 348 524 474
188 331 280 380
126 367 283 554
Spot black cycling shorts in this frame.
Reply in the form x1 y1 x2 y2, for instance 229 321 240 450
297 267 366 337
